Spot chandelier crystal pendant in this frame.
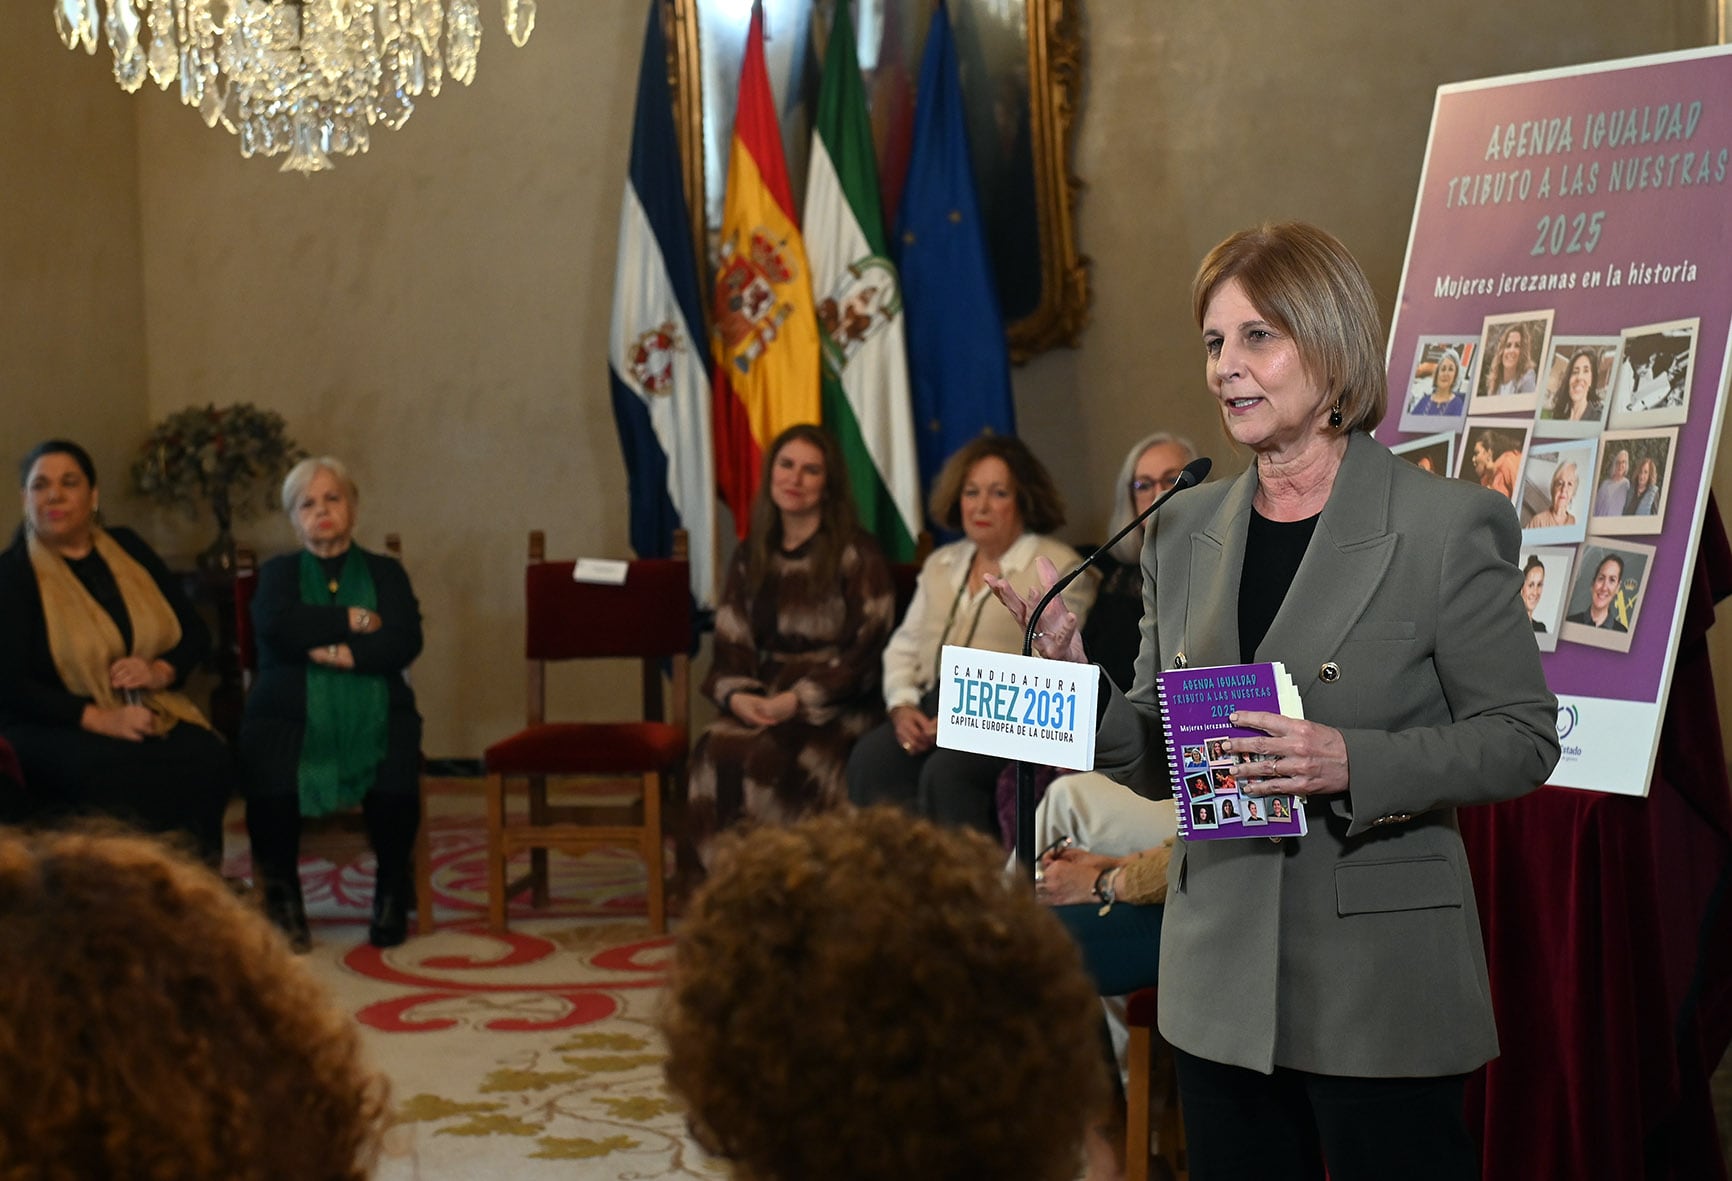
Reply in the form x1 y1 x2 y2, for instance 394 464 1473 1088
54 0 537 173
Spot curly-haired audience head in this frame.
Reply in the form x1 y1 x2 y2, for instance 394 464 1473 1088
927 433 1066 535
661 808 1108 1181
0 829 387 1181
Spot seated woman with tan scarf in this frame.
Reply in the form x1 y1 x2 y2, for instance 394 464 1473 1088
0 439 231 864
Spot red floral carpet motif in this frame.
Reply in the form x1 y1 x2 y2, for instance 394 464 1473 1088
345 928 671 1034
242 815 675 1036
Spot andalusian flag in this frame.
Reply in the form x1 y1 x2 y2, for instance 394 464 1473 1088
711 1 821 538
805 3 920 560
609 0 714 605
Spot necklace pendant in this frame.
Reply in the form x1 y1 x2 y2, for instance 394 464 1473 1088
327 578 340 595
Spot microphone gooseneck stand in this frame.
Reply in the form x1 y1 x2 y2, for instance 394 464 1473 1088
1014 456 1212 875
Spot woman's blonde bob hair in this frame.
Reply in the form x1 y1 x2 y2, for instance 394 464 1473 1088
1192 222 1388 435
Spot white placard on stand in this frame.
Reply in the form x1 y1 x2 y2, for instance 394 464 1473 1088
935 644 1098 771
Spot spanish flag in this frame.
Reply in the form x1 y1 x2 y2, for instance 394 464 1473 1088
711 1 821 538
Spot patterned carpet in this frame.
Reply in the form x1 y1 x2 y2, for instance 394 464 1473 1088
229 805 721 1180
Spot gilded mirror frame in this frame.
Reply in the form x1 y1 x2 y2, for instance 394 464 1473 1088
666 0 1088 363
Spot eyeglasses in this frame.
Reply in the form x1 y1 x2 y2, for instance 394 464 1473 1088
1129 475 1182 496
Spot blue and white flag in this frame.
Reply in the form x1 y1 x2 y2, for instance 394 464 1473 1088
609 0 714 605
894 1 1015 494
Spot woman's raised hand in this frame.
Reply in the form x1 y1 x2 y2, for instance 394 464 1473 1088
984 556 1088 663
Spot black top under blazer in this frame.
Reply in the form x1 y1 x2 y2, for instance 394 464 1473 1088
1094 431 1560 1079
239 545 423 800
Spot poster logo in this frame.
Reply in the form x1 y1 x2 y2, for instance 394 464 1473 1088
1556 704 1579 741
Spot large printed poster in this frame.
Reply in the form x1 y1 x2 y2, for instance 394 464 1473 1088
1376 46 1732 796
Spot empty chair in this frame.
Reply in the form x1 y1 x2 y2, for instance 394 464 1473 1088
482 530 691 933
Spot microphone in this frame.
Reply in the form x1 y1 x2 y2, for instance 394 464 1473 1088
1019 455 1211 661
1014 454 1210 869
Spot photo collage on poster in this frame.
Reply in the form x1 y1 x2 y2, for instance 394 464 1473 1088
1178 740 1289 832
1390 308 1694 655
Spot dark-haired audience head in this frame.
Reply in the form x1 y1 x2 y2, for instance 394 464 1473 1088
17 439 101 550
18 438 97 489
747 423 859 545
1191 221 1388 435
927 433 1066 536
742 424 863 594
661 808 1108 1181
0 828 388 1180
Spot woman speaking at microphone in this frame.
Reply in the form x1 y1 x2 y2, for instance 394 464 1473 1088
993 222 1558 1181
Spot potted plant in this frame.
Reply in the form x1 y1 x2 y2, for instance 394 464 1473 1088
132 403 305 574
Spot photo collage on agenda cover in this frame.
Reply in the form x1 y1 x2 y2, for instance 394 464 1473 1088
1391 307 1692 655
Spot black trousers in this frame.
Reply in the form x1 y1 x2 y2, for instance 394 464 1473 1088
1172 1047 1477 1181
246 790 419 892
844 716 1006 836
1 720 231 867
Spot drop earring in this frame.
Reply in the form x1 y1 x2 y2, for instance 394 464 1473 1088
1328 399 1344 429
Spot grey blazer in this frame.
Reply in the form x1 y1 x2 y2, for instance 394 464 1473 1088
1095 431 1559 1077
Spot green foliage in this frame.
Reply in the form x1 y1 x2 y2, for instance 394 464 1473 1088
131 402 304 520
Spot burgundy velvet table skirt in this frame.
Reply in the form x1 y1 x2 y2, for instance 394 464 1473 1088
1461 499 1732 1181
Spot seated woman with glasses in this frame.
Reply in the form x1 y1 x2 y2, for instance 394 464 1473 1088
994 432 1199 845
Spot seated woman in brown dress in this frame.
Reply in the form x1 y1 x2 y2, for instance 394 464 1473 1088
685 425 895 867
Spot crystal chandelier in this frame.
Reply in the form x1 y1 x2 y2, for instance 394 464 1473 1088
53 1 537 173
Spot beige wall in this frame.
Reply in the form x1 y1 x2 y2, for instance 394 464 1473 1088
1017 0 1716 519
0 24 148 522
5 3 1730 758
128 7 647 755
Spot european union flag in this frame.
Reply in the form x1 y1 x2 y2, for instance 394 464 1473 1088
894 1 1016 496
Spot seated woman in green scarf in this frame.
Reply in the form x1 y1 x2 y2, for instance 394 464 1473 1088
241 457 423 951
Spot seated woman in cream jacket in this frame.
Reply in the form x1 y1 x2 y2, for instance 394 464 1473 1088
845 434 1095 836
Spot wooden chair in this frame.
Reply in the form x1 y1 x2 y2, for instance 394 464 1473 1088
233 536 436 936
481 529 690 934
1125 986 1187 1181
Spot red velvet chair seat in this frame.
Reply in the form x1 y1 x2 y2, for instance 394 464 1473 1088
484 722 686 776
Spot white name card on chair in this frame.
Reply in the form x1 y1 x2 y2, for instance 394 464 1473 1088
935 645 1097 771
572 558 629 585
